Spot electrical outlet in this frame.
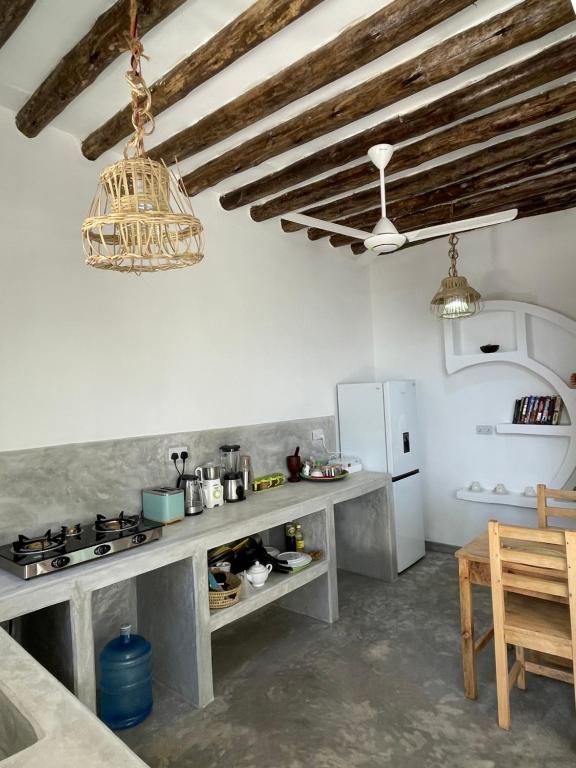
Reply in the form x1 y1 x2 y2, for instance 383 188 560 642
476 425 493 435
312 429 325 442
167 445 189 462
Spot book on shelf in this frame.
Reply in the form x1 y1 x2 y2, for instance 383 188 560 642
512 395 563 425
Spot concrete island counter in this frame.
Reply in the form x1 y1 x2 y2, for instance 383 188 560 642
0 627 148 767
0 471 394 718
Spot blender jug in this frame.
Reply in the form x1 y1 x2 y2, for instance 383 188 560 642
219 445 240 478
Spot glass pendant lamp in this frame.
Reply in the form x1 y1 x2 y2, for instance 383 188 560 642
430 233 482 319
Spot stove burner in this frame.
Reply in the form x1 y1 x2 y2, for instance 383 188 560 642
94 512 139 533
61 523 82 538
12 530 66 556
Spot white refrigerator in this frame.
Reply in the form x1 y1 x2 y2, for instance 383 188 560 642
337 381 426 573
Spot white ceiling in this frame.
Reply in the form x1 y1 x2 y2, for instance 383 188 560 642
1 0 576 204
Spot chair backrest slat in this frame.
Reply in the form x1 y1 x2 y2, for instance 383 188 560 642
500 549 567 572
499 524 565 545
501 571 569 599
537 484 576 528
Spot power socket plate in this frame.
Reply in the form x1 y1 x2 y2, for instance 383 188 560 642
312 429 325 442
476 425 493 435
167 445 189 462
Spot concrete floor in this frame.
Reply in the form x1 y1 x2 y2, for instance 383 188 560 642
120 553 576 767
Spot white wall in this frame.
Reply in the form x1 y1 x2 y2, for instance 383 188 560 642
0 107 374 451
370 209 576 546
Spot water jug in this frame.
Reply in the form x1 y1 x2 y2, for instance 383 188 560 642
99 624 152 730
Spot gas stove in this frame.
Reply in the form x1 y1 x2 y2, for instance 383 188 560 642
0 512 163 579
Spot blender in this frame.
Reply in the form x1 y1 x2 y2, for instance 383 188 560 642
219 445 245 503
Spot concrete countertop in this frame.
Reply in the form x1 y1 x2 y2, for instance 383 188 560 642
0 627 148 767
0 471 390 622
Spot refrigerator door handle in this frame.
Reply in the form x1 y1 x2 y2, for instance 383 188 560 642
392 469 420 483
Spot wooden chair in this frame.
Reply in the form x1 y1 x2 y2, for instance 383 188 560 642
488 521 576 729
537 484 576 528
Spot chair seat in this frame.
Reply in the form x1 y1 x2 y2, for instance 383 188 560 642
504 593 573 657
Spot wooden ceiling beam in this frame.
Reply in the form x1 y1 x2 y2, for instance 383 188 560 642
221 36 576 211
184 0 573 195
328 166 576 247
15 0 188 138
0 0 35 49
145 0 474 167
303 141 576 239
244 77 576 222
81 0 323 160
277 115 576 227
349 187 576 255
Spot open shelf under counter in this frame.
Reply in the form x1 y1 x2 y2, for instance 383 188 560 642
210 559 328 632
495 423 572 436
456 488 537 508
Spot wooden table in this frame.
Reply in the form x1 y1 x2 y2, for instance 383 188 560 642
455 532 493 699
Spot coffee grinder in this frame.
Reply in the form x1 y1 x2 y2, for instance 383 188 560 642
195 462 224 509
219 445 245 503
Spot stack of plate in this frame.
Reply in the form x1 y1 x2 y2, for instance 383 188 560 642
277 551 312 570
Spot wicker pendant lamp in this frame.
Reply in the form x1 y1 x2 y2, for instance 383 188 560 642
82 0 204 273
430 233 482 319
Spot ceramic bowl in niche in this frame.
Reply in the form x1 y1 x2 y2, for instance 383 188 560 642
480 344 500 354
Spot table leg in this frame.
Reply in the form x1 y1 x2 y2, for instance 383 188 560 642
458 557 478 699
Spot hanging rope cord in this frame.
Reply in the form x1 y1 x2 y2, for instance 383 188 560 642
124 0 154 158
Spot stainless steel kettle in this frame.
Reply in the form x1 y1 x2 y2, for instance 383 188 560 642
180 475 204 516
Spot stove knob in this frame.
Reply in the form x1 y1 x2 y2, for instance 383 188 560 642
94 544 112 556
51 556 70 569
132 533 147 544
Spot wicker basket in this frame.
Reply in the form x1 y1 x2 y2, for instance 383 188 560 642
208 574 241 610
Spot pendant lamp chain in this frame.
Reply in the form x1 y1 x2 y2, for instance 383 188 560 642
447 232 460 277
81 0 204 274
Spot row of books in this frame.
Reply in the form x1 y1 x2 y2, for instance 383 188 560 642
512 395 563 425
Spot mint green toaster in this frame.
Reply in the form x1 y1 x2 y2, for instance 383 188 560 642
142 487 184 524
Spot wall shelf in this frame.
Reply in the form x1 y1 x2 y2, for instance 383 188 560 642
444 300 576 489
456 488 537 508
495 424 572 437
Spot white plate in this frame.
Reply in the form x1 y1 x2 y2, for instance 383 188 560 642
277 551 312 568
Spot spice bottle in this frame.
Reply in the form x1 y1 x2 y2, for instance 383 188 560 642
295 523 305 551
285 522 296 550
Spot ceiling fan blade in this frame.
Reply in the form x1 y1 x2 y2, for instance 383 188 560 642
404 209 518 243
282 213 371 241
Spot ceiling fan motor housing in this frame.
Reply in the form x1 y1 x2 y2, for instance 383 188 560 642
364 215 407 253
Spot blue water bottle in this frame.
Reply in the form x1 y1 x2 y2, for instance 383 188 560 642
99 623 152 730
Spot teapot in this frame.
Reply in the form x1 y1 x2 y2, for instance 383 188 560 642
246 560 273 588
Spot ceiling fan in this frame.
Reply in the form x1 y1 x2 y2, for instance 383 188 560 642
283 144 518 264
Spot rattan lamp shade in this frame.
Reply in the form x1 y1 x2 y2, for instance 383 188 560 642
82 0 204 274
82 156 203 273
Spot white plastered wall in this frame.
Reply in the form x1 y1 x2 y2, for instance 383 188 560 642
370 209 576 546
0 106 374 451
